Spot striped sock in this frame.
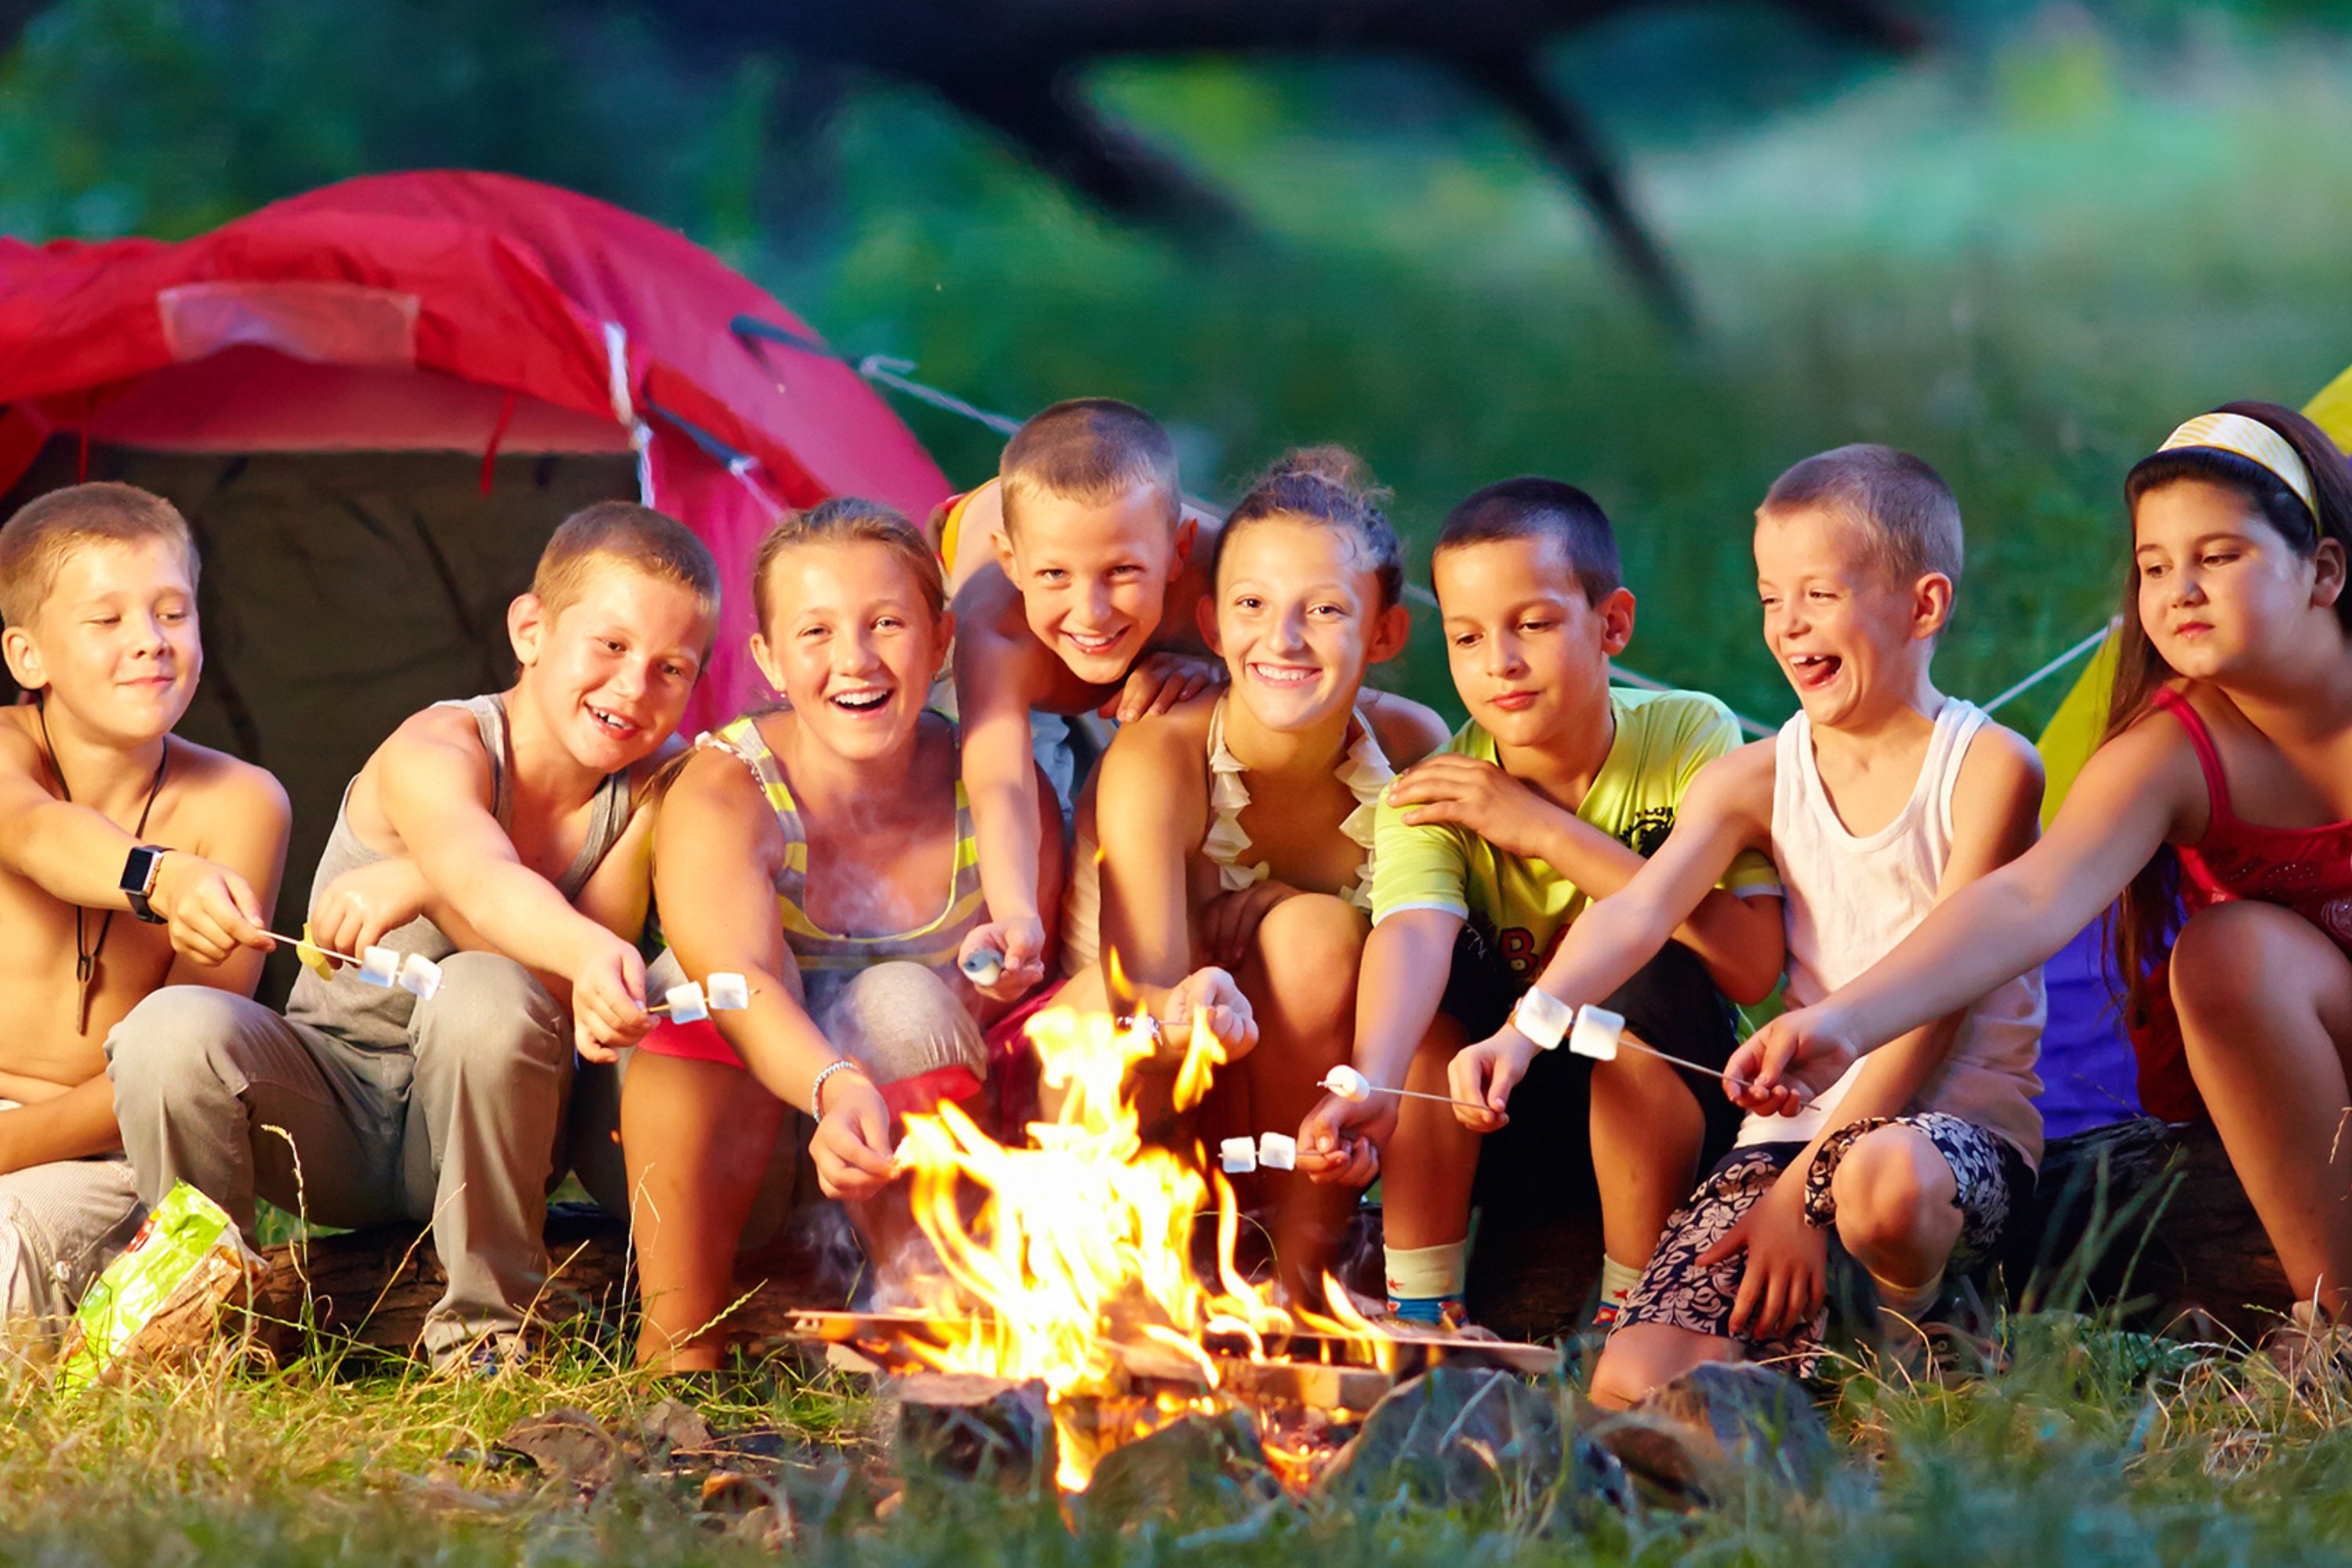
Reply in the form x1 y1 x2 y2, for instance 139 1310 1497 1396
1386 1240 1468 1323
1594 1254 1646 1326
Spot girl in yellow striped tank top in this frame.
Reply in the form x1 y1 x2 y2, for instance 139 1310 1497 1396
704 711 986 1010
622 499 1063 1371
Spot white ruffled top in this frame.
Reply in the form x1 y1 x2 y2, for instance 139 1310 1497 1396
1201 695 1395 912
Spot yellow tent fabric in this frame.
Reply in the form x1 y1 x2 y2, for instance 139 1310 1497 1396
2310 365 2352 449
2032 624 2121 828
2034 375 2352 819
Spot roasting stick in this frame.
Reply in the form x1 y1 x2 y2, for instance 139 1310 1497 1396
645 973 752 1022
1555 1005 1791 1098
270 927 444 999
278 924 750 1024
1319 1004 1801 1111
1613 1040 1777 1095
1316 1066 1487 1114
265 927 365 969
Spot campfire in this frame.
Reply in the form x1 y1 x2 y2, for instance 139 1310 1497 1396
785 1005 1556 1494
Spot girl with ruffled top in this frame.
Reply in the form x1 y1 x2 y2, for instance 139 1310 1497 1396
1056 449 1450 1301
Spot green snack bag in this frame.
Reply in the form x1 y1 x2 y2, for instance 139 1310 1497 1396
60 1181 263 1388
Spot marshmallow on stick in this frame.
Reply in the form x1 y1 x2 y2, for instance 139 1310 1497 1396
647 973 753 1022
271 928 440 998
396 953 443 1001
1562 1003 1787 1098
1257 1132 1297 1171
959 949 1005 987
1218 1136 1258 1174
1118 1011 1221 1047
1318 1065 1490 1113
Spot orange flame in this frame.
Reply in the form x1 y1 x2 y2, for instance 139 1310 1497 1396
895 1004 1377 1491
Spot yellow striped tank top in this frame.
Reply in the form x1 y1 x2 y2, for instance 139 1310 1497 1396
707 713 986 1008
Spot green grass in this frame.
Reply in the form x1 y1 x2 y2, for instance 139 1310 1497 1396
10 1312 2352 1566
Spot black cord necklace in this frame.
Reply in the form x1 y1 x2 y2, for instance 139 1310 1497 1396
38 699 169 1033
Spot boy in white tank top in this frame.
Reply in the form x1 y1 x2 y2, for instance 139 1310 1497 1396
1445 445 2045 1401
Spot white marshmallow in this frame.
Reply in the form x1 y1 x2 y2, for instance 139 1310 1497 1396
1218 1136 1258 1174
358 946 400 988
1320 1065 1371 1103
397 953 443 1001
1568 1004 1625 1062
1257 1132 1296 1171
706 972 750 1011
664 982 709 1024
960 949 1004 986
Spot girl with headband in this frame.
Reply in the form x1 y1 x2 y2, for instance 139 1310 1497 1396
1735 400 2352 1334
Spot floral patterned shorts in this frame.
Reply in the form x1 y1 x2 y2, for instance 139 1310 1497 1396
1610 1112 2030 1372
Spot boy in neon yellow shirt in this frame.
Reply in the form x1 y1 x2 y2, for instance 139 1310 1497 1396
1298 478 1785 1328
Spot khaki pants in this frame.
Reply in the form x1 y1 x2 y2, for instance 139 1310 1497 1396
0 1102 142 1336
105 953 571 1361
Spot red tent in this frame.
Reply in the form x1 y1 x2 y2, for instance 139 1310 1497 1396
0 174 950 974
0 169 950 733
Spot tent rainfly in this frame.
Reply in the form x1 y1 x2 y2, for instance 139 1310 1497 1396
0 172 951 990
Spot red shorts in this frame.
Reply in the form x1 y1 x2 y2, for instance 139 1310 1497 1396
631 979 1064 1127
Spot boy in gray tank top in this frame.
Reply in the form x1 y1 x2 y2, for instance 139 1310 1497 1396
106 503 720 1369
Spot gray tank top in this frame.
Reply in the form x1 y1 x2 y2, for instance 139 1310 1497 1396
286 695 635 1046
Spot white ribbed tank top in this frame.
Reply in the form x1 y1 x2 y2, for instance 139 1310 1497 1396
1737 697 2045 1166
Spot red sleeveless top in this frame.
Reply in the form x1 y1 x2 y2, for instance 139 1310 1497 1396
2131 688 2352 1120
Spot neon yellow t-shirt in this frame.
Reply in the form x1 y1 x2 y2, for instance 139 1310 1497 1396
1371 687 1780 982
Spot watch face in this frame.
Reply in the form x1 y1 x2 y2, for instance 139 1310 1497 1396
120 845 160 896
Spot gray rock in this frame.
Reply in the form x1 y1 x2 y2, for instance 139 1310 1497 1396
1074 1409 1276 1529
891 1373 1058 1491
637 1397 713 1457
1606 1361 1832 1501
1317 1366 1570 1508
495 1408 628 1494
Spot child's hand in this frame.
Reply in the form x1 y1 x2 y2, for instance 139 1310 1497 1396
1700 1175 1825 1341
1297 1088 1395 1187
151 853 271 966
1726 1004 1858 1116
1447 1025 1541 1132
570 934 652 1063
308 858 430 965
1160 966 1258 1058
1198 878 1298 967
811 1070 897 1200
1103 652 1224 725
958 917 1047 1001
1386 756 1563 862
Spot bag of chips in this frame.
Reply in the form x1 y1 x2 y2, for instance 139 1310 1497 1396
59 1181 264 1387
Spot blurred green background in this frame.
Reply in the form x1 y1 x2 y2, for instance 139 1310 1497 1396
5 0 2350 731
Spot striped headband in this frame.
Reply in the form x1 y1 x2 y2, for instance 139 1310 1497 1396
2158 412 2318 519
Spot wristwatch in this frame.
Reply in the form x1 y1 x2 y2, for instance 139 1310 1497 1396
1510 985 1573 1051
120 844 169 924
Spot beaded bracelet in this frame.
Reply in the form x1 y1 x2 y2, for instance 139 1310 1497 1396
811 1058 867 1118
